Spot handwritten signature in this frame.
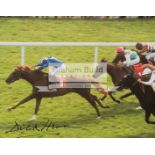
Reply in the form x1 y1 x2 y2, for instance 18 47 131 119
6 120 68 133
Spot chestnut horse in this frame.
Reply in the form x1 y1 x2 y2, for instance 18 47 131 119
6 65 109 121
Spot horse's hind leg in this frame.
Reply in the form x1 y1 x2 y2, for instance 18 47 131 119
88 95 101 118
80 93 101 118
28 96 42 121
7 94 34 111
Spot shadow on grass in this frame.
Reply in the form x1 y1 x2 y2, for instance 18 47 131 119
10 102 143 128
1 100 144 135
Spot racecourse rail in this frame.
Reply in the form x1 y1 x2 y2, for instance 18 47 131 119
1 42 155 64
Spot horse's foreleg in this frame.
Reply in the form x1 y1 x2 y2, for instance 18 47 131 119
34 97 42 115
109 92 120 104
145 111 155 124
145 111 154 124
29 96 42 121
120 92 133 100
7 94 34 111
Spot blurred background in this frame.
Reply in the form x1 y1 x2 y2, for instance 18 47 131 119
1 16 155 19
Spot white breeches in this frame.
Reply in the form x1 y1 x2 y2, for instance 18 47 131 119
145 52 155 60
141 72 155 91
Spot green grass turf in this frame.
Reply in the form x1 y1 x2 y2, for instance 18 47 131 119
0 17 155 137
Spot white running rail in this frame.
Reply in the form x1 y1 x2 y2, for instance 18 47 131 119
0 42 155 64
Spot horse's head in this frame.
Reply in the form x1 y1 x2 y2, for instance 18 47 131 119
6 65 31 84
93 58 107 78
112 52 126 64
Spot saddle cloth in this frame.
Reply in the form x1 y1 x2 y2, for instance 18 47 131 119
133 63 143 77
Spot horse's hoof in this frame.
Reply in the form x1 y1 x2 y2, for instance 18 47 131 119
96 116 101 119
7 107 12 111
27 118 37 122
136 106 143 110
27 115 37 122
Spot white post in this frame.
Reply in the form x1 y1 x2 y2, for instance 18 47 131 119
94 47 98 68
21 46 25 64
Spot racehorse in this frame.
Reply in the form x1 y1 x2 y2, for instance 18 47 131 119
6 65 109 121
118 74 155 124
111 52 149 100
93 59 132 103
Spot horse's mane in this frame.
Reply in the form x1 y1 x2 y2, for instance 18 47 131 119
16 65 47 75
100 58 122 68
16 65 32 72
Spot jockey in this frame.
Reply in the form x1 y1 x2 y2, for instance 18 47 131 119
136 42 155 61
138 64 155 91
35 56 65 87
115 47 140 66
35 56 65 73
117 48 140 67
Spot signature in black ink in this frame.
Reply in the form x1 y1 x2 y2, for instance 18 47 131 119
6 119 68 133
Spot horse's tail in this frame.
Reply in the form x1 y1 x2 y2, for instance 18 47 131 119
91 80 108 96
